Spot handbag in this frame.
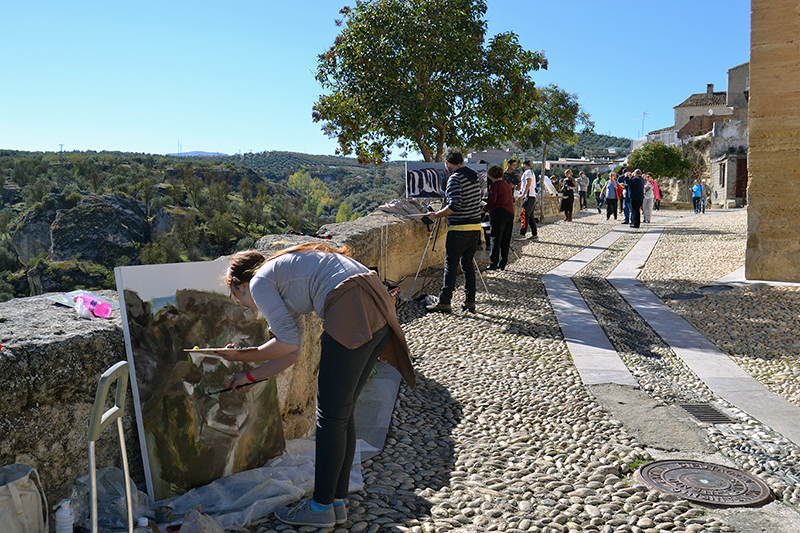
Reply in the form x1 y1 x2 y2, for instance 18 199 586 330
0 464 48 533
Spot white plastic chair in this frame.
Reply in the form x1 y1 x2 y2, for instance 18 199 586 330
87 361 134 533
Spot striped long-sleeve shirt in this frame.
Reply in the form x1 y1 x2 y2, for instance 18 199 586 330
445 166 482 226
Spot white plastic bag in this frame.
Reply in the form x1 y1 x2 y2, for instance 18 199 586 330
75 298 94 319
179 505 224 533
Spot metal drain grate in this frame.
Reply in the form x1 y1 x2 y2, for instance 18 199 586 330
678 404 737 424
699 285 734 292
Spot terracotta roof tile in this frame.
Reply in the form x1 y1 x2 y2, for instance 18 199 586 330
676 92 727 108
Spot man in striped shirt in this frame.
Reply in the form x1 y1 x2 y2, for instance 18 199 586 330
426 147 483 313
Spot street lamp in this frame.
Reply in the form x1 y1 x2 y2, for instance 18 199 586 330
641 111 649 139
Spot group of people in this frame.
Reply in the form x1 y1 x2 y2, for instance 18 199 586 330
598 169 662 227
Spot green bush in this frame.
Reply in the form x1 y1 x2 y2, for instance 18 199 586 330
64 192 83 209
0 275 14 302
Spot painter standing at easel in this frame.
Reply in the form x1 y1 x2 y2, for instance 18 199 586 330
425 147 483 314
218 243 415 528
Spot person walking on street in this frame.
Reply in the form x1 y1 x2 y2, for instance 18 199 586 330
516 160 538 241
592 174 605 213
577 171 590 210
643 172 655 223
692 180 703 214
628 169 645 228
601 173 619 220
483 165 515 270
653 178 662 210
560 170 577 222
503 158 521 192
701 179 711 213
426 147 483 313
221 243 415 529
618 169 632 224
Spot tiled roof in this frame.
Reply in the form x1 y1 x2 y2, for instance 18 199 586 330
675 92 727 108
648 126 675 134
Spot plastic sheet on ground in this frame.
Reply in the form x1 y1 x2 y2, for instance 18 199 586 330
73 467 150 530
75 438 377 530
157 438 377 530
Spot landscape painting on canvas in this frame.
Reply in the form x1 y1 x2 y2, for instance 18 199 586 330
115 260 285 501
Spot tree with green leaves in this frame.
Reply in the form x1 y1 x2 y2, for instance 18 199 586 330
313 0 547 163
180 162 203 209
627 141 693 180
0 209 13 237
287 169 334 215
515 84 593 220
628 141 694 203
516 85 593 155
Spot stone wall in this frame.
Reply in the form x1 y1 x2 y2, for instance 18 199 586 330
746 0 800 281
0 293 139 503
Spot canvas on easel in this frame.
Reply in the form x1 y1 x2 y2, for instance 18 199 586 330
405 162 488 199
114 260 285 502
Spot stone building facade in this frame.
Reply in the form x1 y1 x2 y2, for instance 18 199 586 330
746 0 800 281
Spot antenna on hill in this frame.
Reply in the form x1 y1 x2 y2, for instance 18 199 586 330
179 141 182 156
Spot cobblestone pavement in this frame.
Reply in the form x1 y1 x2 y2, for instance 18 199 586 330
246 208 800 533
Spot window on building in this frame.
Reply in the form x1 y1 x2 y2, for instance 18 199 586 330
719 162 726 186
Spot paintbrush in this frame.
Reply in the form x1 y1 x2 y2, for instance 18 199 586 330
207 377 269 395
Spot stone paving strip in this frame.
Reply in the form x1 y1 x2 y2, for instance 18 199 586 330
247 210 800 533
607 216 800 446
543 225 637 387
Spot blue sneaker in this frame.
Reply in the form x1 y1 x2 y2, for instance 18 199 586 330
275 499 335 528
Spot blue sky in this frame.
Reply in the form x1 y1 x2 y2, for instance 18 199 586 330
0 1 750 157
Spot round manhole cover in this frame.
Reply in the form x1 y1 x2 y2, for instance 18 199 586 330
666 292 705 300
635 460 772 507
699 284 734 292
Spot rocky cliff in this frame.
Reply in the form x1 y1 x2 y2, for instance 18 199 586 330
49 194 149 266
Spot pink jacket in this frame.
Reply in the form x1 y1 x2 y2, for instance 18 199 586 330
651 180 661 201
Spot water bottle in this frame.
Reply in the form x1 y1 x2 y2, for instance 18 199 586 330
134 516 153 533
73 294 113 318
53 499 74 533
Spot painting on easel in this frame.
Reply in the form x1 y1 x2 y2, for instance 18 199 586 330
115 260 285 502
405 162 488 199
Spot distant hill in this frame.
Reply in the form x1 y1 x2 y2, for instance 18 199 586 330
223 151 363 172
166 151 228 157
504 132 633 161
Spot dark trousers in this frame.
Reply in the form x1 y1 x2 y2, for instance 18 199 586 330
630 199 643 228
594 192 604 211
693 197 702 213
606 198 618 220
519 196 538 237
579 191 588 209
622 198 631 223
489 208 513 269
315 324 393 504
438 230 481 305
